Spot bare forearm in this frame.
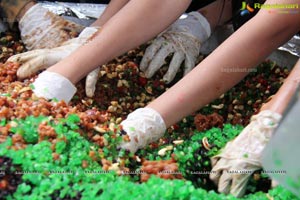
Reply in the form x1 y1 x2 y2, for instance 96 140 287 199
91 0 130 27
199 0 232 31
48 0 191 82
148 0 300 127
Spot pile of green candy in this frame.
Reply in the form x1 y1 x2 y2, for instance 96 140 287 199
0 114 298 200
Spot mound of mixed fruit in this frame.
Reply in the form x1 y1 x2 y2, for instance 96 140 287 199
0 31 298 199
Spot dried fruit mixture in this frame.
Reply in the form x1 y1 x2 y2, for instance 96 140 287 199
0 31 298 200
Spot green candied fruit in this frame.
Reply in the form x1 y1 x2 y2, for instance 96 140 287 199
55 141 67 154
29 84 35 90
0 93 11 97
9 116 48 144
243 153 249 158
1 106 295 200
0 118 6 126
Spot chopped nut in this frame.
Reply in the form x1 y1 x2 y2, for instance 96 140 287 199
100 71 106 77
202 137 211 150
116 117 122 124
238 105 244 110
139 103 145 107
117 80 123 87
158 145 173 156
255 99 262 104
211 104 224 109
236 113 242 117
109 123 115 131
92 134 101 141
122 80 130 88
108 106 117 112
18 87 31 94
227 114 234 120
232 99 239 105
146 86 153 94
93 126 106 133
9 121 18 127
103 137 108 146
136 156 141 162
116 65 124 72
111 101 118 107
107 72 118 79
173 140 184 145
108 163 120 171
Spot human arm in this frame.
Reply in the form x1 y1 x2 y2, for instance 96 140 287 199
140 0 233 83
147 0 300 127
210 59 300 197
118 0 300 181
8 0 191 101
91 0 130 27
46 0 192 83
9 0 135 97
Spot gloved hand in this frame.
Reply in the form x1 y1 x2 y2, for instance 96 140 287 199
119 107 166 153
140 12 211 83
209 110 282 197
32 71 76 103
8 26 101 99
18 3 84 50
20 3 103 98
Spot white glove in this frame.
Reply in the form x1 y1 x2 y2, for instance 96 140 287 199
140 12 211 83
120 108 166 153
210 110 282 197
85 67 100 98
8 27 100 99
32 71 76 103
19 3 84 50
17 4 101 98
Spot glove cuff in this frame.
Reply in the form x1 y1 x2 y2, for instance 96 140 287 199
188 12 211 42
33 71 77 103
120 107 166 153
77 26 100 43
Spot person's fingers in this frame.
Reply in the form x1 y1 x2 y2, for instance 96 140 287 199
230 172 251 198
7 50 43 63
140 37 165 72
16 57 49 79
218 170 232 194
144 43 174 78
210 158 228 185
85 67 100 97
183 54 196 76
163 51 184 83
